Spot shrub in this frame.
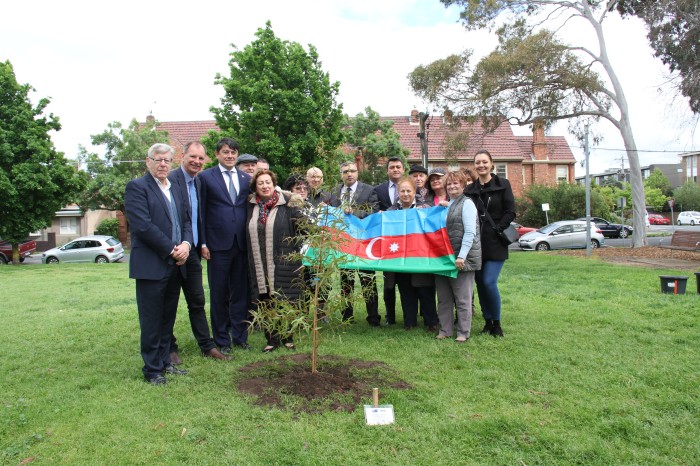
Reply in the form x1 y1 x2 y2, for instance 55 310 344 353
95 218 119 237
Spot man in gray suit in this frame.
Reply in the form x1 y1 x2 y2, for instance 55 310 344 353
330 161 380 326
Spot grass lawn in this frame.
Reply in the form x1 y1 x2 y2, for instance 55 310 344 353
1 253 698 465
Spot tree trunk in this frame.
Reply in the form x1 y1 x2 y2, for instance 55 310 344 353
12 244 20 264
586 2 648 247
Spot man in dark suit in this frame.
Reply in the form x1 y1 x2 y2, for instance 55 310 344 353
198 138 251 353
167 141 229 363
372 157 406 326
124 143 193 385
329 161 381 326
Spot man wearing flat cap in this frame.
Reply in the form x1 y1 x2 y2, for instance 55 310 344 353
409 165 429 201
236 153 258 175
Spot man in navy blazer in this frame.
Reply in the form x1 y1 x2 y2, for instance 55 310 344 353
198 138 251 353
124 143 193 385
329 161 381 326
372 157 406 326
167 141 229 363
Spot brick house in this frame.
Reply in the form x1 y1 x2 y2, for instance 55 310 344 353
149 110 576 198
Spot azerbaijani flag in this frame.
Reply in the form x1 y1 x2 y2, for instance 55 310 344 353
306 206 457 277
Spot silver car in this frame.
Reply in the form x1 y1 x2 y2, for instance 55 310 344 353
519 221 605 251
42 235 125 264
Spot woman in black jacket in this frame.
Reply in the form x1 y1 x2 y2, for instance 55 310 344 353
247 170 306 351
464 150 516 337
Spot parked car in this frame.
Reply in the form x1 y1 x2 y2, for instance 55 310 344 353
42 235 124 264
519 220 605 251
0 239 37 264
576 217 632 238
676 211 700 226
648 214 671 225
511 222 536 237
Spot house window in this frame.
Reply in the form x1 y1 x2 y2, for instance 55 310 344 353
556 165 568 183
60 217 78 235
448 163 460 172
495 163 507 178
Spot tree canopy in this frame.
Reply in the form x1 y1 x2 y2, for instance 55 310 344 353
77 118 170 213
410 0 649 246
617 0 700 113
341 107 410 185
0 60 85 260
208 21 344 182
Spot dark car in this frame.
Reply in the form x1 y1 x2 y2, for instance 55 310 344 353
576 217 632 238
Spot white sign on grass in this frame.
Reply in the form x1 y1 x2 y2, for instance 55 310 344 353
364 405 395 425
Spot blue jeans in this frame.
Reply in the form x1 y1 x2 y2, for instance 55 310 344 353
475 260 505 321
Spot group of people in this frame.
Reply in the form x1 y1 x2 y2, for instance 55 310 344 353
124 138 515 385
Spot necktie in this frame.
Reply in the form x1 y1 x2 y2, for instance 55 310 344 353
166 193 181 244
342 187 351 204
390 183 396 203
187 179 198 247
225 171 238 204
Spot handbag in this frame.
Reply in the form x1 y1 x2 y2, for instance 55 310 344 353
478 198 519 246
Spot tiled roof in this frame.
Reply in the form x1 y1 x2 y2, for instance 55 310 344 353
148 114 575 163
155 120 218 149
515 135 576 162
385 115 527 162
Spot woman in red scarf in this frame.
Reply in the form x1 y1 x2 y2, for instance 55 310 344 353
246 170 306 352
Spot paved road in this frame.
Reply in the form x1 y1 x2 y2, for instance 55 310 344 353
9 224 700 264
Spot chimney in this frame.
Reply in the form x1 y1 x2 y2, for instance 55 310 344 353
146 114 155 124
411 109 419 123
443 109 453 124
532 120 547 161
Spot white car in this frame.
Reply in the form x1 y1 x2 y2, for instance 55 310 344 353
519 220 605 251
676 211 700 226
42 235 124 264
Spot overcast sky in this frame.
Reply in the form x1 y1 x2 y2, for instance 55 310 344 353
2 0 698 176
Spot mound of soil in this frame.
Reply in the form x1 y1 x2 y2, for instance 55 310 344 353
237 353 411 414
553 246 700 270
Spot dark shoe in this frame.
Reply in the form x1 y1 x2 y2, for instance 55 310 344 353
203 348 231 360
262 345 278 353
490 321 504 337
219 346 232 355
426 325 438 333
165 364 189 375
145 374 167 385
368 321 380 327
234 342 252 350
169 351 183 365
383 320 396 326
481 319 493 334
404 325 416 331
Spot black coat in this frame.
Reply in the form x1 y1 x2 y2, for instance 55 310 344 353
246 192 306 301
464 175 516 261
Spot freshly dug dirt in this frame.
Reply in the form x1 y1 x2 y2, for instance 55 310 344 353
552 246 700 270
236 353 411 414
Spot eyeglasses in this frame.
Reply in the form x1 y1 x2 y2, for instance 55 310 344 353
149 156 173 164
219 150 238 155
341 169 358 174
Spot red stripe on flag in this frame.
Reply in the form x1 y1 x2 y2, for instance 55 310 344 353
332 229 454 260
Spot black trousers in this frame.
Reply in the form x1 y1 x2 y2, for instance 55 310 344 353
136 264 181 379
170 249 216 354
340 269 379 325
383 272 397 323
207 244 249 347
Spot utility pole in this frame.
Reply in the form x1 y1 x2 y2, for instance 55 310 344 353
585 124 591 257
418 112 429 167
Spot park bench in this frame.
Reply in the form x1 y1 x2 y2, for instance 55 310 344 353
660 230 700 251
